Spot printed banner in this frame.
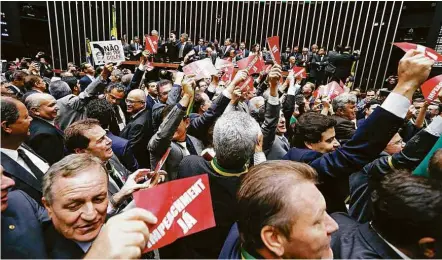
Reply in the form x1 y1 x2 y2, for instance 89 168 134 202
267 36 281 64
237 54 265 74
215 59 235 83
318 81 344 100
145 35 159 54
239 76 255 92
393 42 442 62
133 174 215 252
292 66 307 79
421 75 442 102
89 40 125 65
183 58 218 80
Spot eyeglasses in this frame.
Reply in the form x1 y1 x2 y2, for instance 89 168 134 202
125 99 145 105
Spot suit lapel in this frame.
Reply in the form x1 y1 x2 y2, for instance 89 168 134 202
1 152 42 192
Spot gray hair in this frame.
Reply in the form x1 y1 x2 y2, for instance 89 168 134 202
121 73 133 87
248 96 265 114
213 111 261 169
111 69 123 81
42 153 107 205
49 80 71 100
332 93 357 112
24 93 54 111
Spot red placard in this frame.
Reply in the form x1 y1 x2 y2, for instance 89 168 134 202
133 174 215 252
183 59 218 80
318 81 344 100
145 35 159 54
267 36 281 64
421 75 442 102
393 42 442 62
239 76 255 92
237 54 265 75
292 66 307 79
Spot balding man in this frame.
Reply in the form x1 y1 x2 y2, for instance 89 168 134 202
25 93 65 165
120 89 154 168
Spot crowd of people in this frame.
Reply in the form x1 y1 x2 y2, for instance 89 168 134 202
1 27 442 259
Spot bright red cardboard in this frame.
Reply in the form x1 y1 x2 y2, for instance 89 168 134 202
267 36 281 64
145 35 159 54
292 66 307 79
237 54 265 74
239 76 255 92
133 174 215 252
318 81 344 100
393 42 442 62
421 75 442 102
183 59 218 80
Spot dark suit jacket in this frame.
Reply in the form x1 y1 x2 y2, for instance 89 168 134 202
79 75 92 92
283 107 406 213
310 54 329 78
107 132 139 172
44 223 85 259
1 145 47 205
348 129 438 223
146 94 159 111
177 41 194 60
120 109 154 168
331 213 401 259
328 52 359 81
221 45 233 58
26 117 65 165
1 190 50 259
331 115 356 143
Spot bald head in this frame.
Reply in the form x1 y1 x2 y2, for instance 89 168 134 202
25 93 58 121
126 89 146 114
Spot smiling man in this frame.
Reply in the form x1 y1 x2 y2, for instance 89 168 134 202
25 93 65 165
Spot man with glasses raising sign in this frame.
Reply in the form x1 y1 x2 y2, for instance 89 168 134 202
120 89 154 168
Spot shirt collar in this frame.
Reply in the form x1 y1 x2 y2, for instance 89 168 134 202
370 222 410 259
131 108 146 119
75 241 93 253
86 74 95 81
0 147 18 161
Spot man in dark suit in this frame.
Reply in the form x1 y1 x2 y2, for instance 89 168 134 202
328 45 359 83
193 38 207 59
176 33 193 62
22 75 47 101
1 97 50 204
283 56 297 71
310 47 328 86
332 172 442 259
331 93 358 143
297 47 312 70
8 71 27 98
144 80 160 111
24 93 65 165
65 119 151 214
236 42 250 61
1 168 50 258
283 49 435 213
281 47 292 67
206 47 218 65
129 36 144 60
86 98 139 172
121 89 154 169
79 62 95 92
221 38 233 58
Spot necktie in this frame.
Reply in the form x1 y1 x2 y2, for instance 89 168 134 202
106 163 124 188
17 149 45 182
281 136 290 150
179 44 184 58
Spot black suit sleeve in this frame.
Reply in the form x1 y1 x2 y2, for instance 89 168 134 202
28 133 64 165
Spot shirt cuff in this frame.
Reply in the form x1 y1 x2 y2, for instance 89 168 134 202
138 64 145 71
380 92 411 118
222 89 232 99
425 116 442 137
267 95 280 105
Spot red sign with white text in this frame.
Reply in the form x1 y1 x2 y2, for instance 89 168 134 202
145 36 159 54
292 66 307 79
318 81 344 100
183 59 218 80
267 36 281 64
239 76 255 92
237 54 265 75
133 174 215 252
421 75 442 102
393 42 442 62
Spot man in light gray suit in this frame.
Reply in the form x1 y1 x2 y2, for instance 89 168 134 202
51 65 112 131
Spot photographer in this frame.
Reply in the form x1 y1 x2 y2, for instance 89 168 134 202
328 45 360 83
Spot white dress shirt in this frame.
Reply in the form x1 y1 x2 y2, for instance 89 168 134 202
0 145 49 179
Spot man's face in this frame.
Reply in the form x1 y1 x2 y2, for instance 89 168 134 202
36 78 46 91
35 96 59 121
289 57 296 64
339 103 357 121
384 133 404 155
159 84 172 103
276 111 286 135
198 39 204 46
280 182 338 259
302 85 313 97
247 87 257 100
413 101 425 117
126 92 146 114
293 47 299 53
43 166 108 242
200 93 212 112
83 63 95 74
224 39 231 46
198 81 208 93
286 48 291 53
147 83 158 97
2 101 32 138
428 105 439 117
308 127 340 153
172 118 190 142
134 37 139 43
366 91 375 102
1 166 16 212
105 88 125 106
82 125 113 161
180 36 185 43
318 49 325 55
302 48 309 55
311 45 318 53
240 43 246 50
365 104 379 117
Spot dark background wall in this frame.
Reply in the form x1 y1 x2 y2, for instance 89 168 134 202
1 1 441 90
